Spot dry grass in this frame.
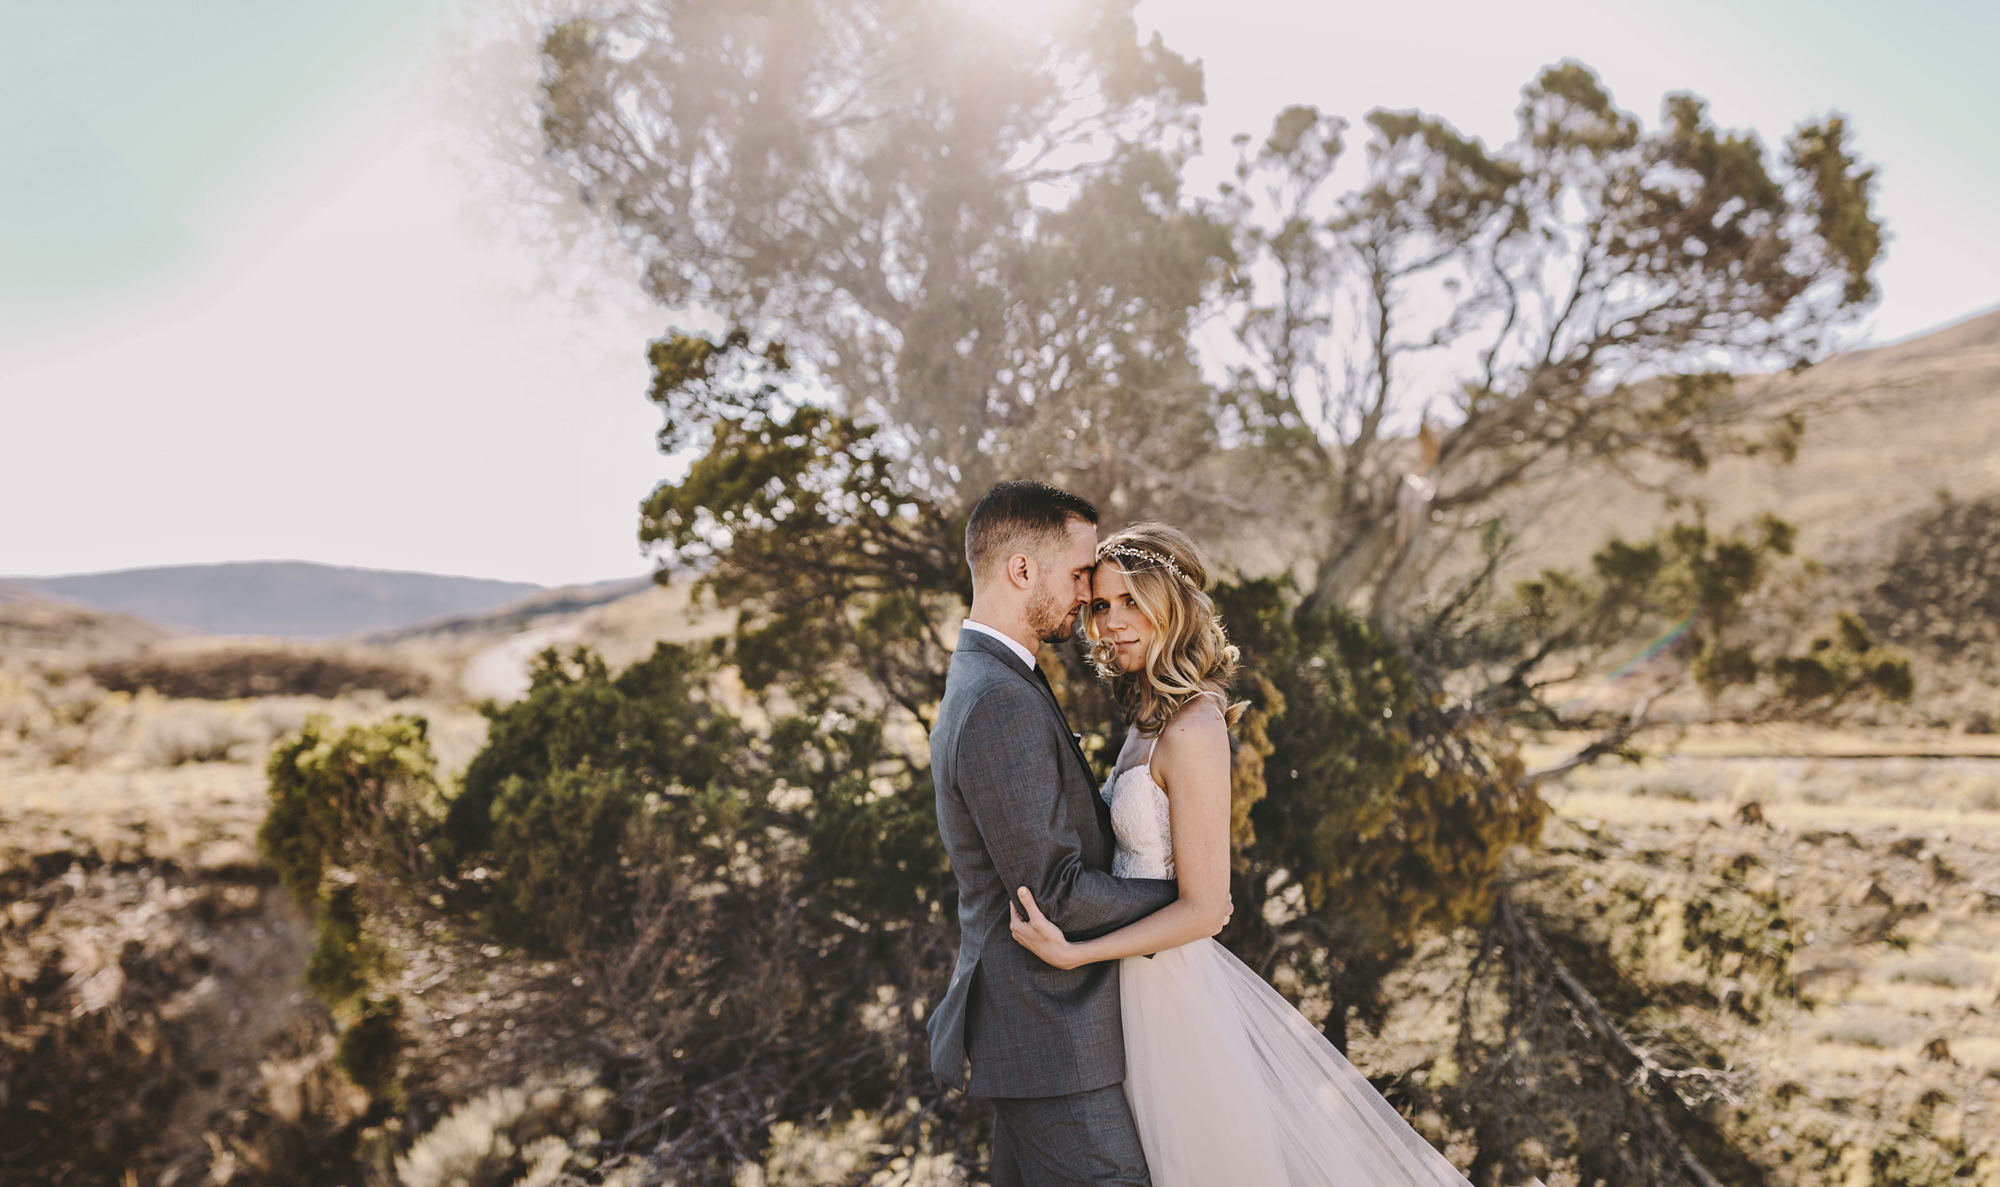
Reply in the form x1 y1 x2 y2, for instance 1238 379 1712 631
0 637 498 1184
0 575 756 1185
1351 747 2000 1186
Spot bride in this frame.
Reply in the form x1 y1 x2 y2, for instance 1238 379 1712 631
1009 523 1469 1187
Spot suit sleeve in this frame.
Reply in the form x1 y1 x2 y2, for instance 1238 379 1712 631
955 683 1178 940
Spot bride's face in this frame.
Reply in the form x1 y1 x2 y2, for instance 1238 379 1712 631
1091 565 1154 673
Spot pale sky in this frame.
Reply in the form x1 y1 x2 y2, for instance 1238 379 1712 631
3 0 1995 586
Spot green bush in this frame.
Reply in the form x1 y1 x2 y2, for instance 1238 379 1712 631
304 877 382 1008
260 713 444 907
450 642 952 957
444 644 749 953
259 714 440 1102
334 996 404 1105
444 644 737 861
1216 579 1545 1049
430 641 958 1180
484 764 644 952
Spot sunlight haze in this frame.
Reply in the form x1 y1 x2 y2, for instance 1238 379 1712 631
3 0 1993 585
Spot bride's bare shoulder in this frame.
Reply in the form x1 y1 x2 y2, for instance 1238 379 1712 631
1167 694 1227 730
1157 695 1229 757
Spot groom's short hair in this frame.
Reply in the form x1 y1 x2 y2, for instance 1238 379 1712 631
965 480 1099 586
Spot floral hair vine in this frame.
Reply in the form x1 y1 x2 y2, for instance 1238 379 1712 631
1097 543 1191 584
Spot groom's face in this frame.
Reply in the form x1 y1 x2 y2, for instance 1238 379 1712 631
1025 517 1099 644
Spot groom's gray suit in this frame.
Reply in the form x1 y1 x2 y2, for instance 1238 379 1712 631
928 628 1178 1185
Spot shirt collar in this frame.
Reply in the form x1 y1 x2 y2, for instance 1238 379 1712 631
959 619 1038 671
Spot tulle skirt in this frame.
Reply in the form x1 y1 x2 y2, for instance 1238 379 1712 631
1120 939 1468 1187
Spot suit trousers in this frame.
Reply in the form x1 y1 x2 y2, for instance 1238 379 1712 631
989 1083 1152 1187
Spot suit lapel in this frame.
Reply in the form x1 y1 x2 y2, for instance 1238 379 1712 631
957 632 1099 784
1030 668 1099 782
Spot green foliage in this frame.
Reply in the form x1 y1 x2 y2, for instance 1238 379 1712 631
1787 115 1882 306
485 764 642 953
454 640 954 953
1470 514 1911 728
260 714 442 908
304 877 381 1009
446 643 739 858
1224 580 1419 911
259 715 439 1102
635 333 964 710
1768 611 1914 708
333 995 404 1105
1218 581 1545 1048
449 643 752 952
771 708 953 925
433 639 957 1178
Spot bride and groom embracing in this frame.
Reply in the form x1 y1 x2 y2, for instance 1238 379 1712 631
928 480 1469 1187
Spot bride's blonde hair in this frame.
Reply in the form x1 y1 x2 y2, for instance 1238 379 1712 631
1082 523 1247 737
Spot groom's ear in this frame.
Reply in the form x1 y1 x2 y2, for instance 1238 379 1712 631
1005 551 1035 591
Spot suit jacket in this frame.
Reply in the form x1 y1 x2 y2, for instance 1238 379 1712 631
926 628 1179 1098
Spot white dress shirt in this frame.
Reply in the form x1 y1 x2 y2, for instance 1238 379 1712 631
959 619 1038 671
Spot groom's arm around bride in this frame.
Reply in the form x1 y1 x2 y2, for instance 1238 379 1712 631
929 630 1179 1089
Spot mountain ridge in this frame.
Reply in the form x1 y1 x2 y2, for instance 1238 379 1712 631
5 560 549 639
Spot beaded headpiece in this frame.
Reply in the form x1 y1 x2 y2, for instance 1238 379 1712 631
1097 542 1191 584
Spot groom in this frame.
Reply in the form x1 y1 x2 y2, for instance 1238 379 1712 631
927 480 1184 1187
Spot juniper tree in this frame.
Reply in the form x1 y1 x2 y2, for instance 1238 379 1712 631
513 3 1908 1178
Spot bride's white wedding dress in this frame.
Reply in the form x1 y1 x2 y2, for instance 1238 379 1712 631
1105 737 1469 1187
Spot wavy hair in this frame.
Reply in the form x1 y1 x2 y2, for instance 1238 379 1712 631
1081 523 1247 737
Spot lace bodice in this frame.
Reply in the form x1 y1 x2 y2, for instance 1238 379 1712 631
1102 736 1174 880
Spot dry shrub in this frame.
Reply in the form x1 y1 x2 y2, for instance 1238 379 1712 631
737 1108 968 1187
139 699 271 765
393 1075 618 1187
1634 780 1719 803
7 670 133 765
1818 1014 1909 1049
1886 956 1991 990
1866 495 2000 663
91 649 429 701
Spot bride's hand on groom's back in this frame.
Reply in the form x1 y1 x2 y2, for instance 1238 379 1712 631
1010 886 1082 969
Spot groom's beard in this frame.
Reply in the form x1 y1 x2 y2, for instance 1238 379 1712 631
1027 587 1079 645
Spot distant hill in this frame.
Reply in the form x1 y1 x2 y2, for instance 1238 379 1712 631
1496 305 2000 578
1488 304 2000 721
361 576 654 644
0 580 176 658
7 562 545 638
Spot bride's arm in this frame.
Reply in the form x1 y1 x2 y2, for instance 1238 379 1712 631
1009 702 1232 969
